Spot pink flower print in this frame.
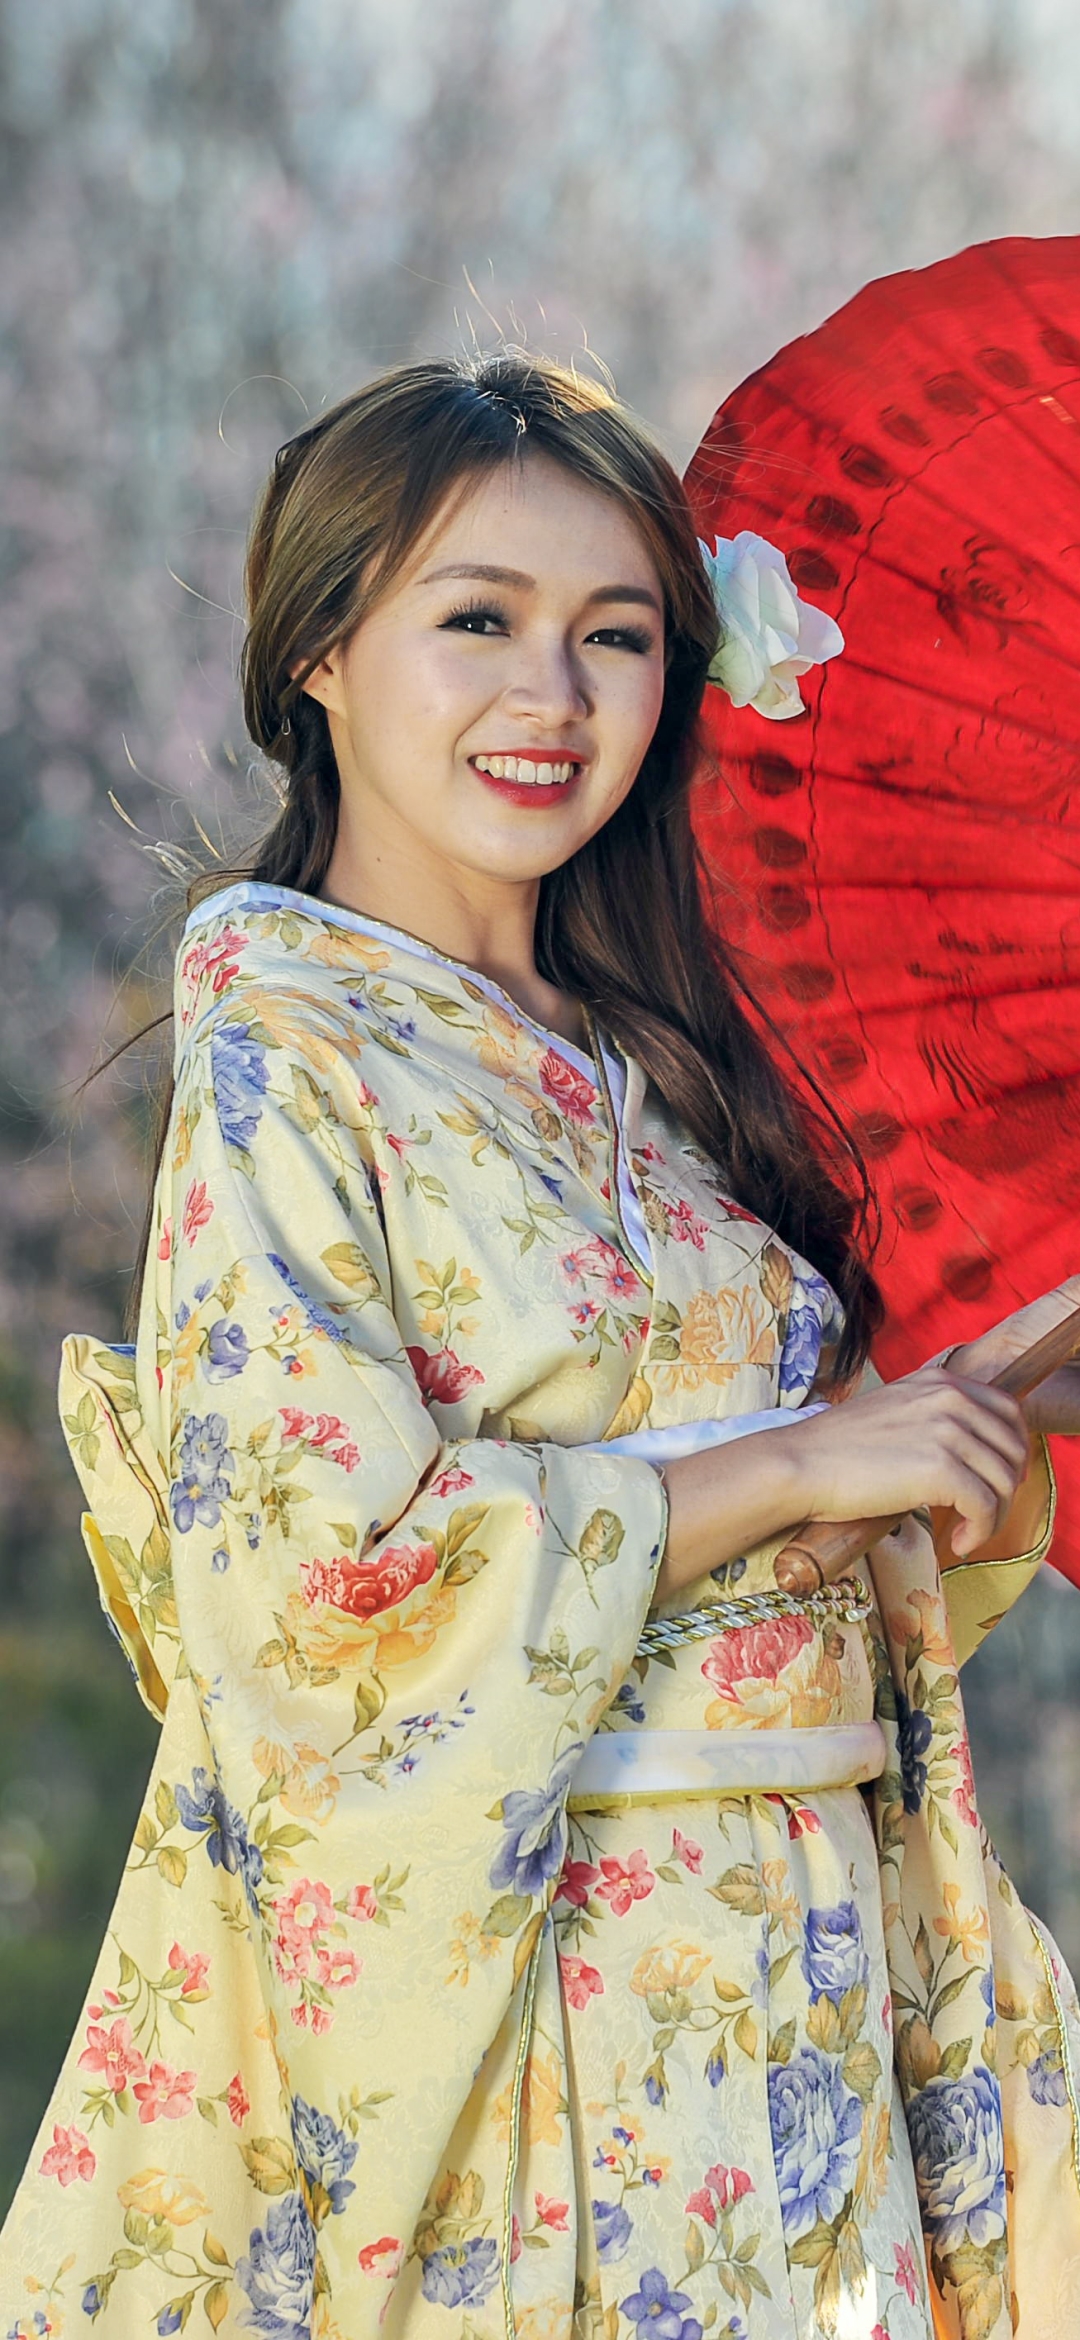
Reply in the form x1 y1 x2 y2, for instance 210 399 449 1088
870 2327 888 2340
283 1411 364 1471
785 1803 822 1839
951 1735 978 1829
555 1857 600 1908
310 2006 333 2036
181 1179 214 1246
315 1945 359 1992
157 1216 173 1262
559 1955 604 2010
179 925 248 1022
299 1539 439 1621
406 1344 485 1406
671 1828 703 1872
685 2186 716 2226
167 1941 211 2000
358 2237 402 2278
535 2193 570 2230
308 1413 349 1448
133 2060 197 2123
705 2163 753 2208
882 1993 893 2034
77 2015 145 2093
429 1464 474 1500
538 1047 596 1126
279 1406 315 1440
599 1176 611 1199
356 1079 379 1110
226 2072 250 2127
894 2240 920 2304
346 1884 379 1922
573 1300 601 1325
701 1612 815 1701
602 1254 639 1300
559 1248 591 1284
596 1849 655 1916
668 1197 709 1250
273 1877 336 1975
39 2121 96 2186
509 2215 522 2264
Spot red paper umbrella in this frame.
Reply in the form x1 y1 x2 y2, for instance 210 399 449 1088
683 234 1080 1586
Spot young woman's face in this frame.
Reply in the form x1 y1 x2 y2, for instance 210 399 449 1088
298 451 667 898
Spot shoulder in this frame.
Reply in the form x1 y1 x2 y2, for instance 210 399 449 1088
173 894 391 1091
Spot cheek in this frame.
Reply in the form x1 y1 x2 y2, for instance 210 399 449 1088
605 661 666 766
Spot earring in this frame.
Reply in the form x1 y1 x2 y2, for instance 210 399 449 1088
280 715 292 737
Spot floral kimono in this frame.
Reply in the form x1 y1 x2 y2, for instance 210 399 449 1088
2 879 1078 2340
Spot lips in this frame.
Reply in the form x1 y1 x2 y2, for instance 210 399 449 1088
469 752 584 806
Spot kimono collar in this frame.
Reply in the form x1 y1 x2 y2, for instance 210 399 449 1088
181 878 626 1095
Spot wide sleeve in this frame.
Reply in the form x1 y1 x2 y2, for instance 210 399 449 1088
137 1001 668 2276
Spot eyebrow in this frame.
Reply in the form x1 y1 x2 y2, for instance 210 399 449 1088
416 560 663 616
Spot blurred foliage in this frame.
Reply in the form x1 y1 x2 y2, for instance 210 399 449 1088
3 0 1080 2219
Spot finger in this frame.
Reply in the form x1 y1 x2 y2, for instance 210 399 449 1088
947 1462 1013 1556
938 1379 1030 1470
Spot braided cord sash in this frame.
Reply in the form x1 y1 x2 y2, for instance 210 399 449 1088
637 1574 872 1656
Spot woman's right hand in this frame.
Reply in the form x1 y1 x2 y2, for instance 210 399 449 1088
779 1366 1032 1556
654 1366 1031 1603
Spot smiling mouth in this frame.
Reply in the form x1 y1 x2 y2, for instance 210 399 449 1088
471 753 583 789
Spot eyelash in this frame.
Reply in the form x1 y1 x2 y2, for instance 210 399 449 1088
440 598 654 655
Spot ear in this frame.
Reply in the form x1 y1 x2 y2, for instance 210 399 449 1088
289 645 347 718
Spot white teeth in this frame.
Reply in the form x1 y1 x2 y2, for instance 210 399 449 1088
474 755 577 785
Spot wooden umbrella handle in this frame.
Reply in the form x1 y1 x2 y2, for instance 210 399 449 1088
771 1302 1080 1595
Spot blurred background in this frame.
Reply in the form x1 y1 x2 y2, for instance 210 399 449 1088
3 0 1080 2214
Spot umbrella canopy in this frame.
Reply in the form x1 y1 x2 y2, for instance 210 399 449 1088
683 235 1080 1585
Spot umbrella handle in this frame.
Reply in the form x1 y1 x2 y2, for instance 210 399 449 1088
772 1302 1080 1595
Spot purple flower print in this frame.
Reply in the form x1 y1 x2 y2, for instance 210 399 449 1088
592 2199 632 2264
175 1765 264 1910
767 2046 862 2239
235 2190 315 2335
488 1746 582 1900
211 1021 269 1154
906 2065 1006 2251
420 2238 499 2308
895 1690 933 1814
170 1411 234 1533
620 2269 703 2339
205 1318 250 1380
801 1900 870 2003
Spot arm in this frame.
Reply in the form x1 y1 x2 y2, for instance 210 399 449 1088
653 1361 1032 1606
135 1001 669 2298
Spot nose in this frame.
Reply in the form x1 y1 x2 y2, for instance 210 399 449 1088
498 630 590 725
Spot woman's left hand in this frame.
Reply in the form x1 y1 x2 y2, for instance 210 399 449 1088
943 1273 1080 1435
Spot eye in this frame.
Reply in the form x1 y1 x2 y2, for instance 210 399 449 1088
586 624 656 655
440 600 510 636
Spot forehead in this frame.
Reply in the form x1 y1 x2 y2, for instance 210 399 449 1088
407 451 662 592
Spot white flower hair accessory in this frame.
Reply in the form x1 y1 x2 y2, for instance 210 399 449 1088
699 531 845 721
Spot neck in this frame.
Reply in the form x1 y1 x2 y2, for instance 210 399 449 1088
317 835 587 1053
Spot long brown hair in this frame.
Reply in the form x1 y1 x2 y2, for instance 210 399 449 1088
118 349 882 1370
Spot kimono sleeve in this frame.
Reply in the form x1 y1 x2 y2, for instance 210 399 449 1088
140 1001 668 2259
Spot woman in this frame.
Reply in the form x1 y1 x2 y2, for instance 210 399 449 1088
2 354 1079 2340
